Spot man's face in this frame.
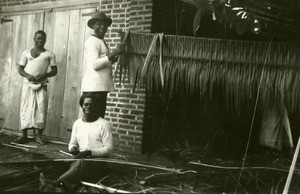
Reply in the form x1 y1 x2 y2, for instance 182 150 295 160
34 33 46 48
93 20 108 38
82 97 97 116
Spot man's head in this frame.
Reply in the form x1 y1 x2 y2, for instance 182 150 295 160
93 20 109 39
34 30 47 49
79 93 100 117
87 12 112 38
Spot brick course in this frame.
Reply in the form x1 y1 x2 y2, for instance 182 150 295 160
0 0 153 155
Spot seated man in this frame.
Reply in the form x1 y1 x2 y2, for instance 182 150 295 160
40 93 113 192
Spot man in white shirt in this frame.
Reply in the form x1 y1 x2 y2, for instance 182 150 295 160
68 93 113 158
39 93 113 192
81 12 125 118
17 30 57 144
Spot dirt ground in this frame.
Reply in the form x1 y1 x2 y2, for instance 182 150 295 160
0 131 70 160
0 130 176 166
1 130 300 193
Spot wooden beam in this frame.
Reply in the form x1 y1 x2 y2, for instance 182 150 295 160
1 0 100 15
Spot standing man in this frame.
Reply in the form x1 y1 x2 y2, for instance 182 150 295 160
17 30 57 144
81 12 125 118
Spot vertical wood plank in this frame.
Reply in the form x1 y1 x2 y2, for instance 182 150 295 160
46 10 70 139
59 9 82 139
78 8 95 119
26 13 44 50
0 18 13 123
6 15 28 130
43 11 56 137
44 11 56 51
81 9 95 78
35 12 44 32
26 14 35 49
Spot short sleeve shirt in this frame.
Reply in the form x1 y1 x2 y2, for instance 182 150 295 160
19 49 56 78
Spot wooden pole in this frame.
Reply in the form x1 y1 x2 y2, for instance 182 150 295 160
10 142 38 148
2 143 29 151
283 136 300 194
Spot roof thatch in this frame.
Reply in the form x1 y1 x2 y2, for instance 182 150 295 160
119 32 300 114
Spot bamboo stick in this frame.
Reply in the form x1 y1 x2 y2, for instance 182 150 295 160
81 181 155 194
58 150 73 157
159 33 164 89
283 136 300 194
10 142 38 149
189 161 300 173
2 143 29 151
0 158 184 174
81 181 131 193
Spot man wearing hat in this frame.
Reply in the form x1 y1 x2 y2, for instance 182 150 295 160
81 12 125 118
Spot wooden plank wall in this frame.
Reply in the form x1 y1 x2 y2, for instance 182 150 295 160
0 13 44 130
0 7 96 141
43 11 56 138
78 8 94 119
46 10 70 139
0 18 13 125
59 8 94 139
45 8 94 140
6 15 28 130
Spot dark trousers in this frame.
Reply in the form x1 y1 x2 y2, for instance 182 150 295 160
57 160 107 191
83 92 108 118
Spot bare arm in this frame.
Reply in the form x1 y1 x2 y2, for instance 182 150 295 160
47 66 58 77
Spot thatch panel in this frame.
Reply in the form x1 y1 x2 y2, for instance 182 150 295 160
120 32 300 114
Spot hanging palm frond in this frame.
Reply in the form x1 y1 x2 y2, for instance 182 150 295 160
118 32 300 114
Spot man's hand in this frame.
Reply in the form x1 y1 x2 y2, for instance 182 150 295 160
114 43 126 55
108 43 126 60
27 75 37 82
70 146 79 156
110 57 118 63
74 150 92 159
35 74 47 82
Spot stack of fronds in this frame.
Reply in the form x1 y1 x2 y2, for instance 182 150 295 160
119 32 300 114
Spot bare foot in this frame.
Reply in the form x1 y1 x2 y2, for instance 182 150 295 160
39 172 64 192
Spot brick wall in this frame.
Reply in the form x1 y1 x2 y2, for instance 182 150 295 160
103 0 152 155
0 0 153 155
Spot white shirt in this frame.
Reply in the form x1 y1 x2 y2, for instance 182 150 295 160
81 36 115 92
68 117 113 157
19 49 56 82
